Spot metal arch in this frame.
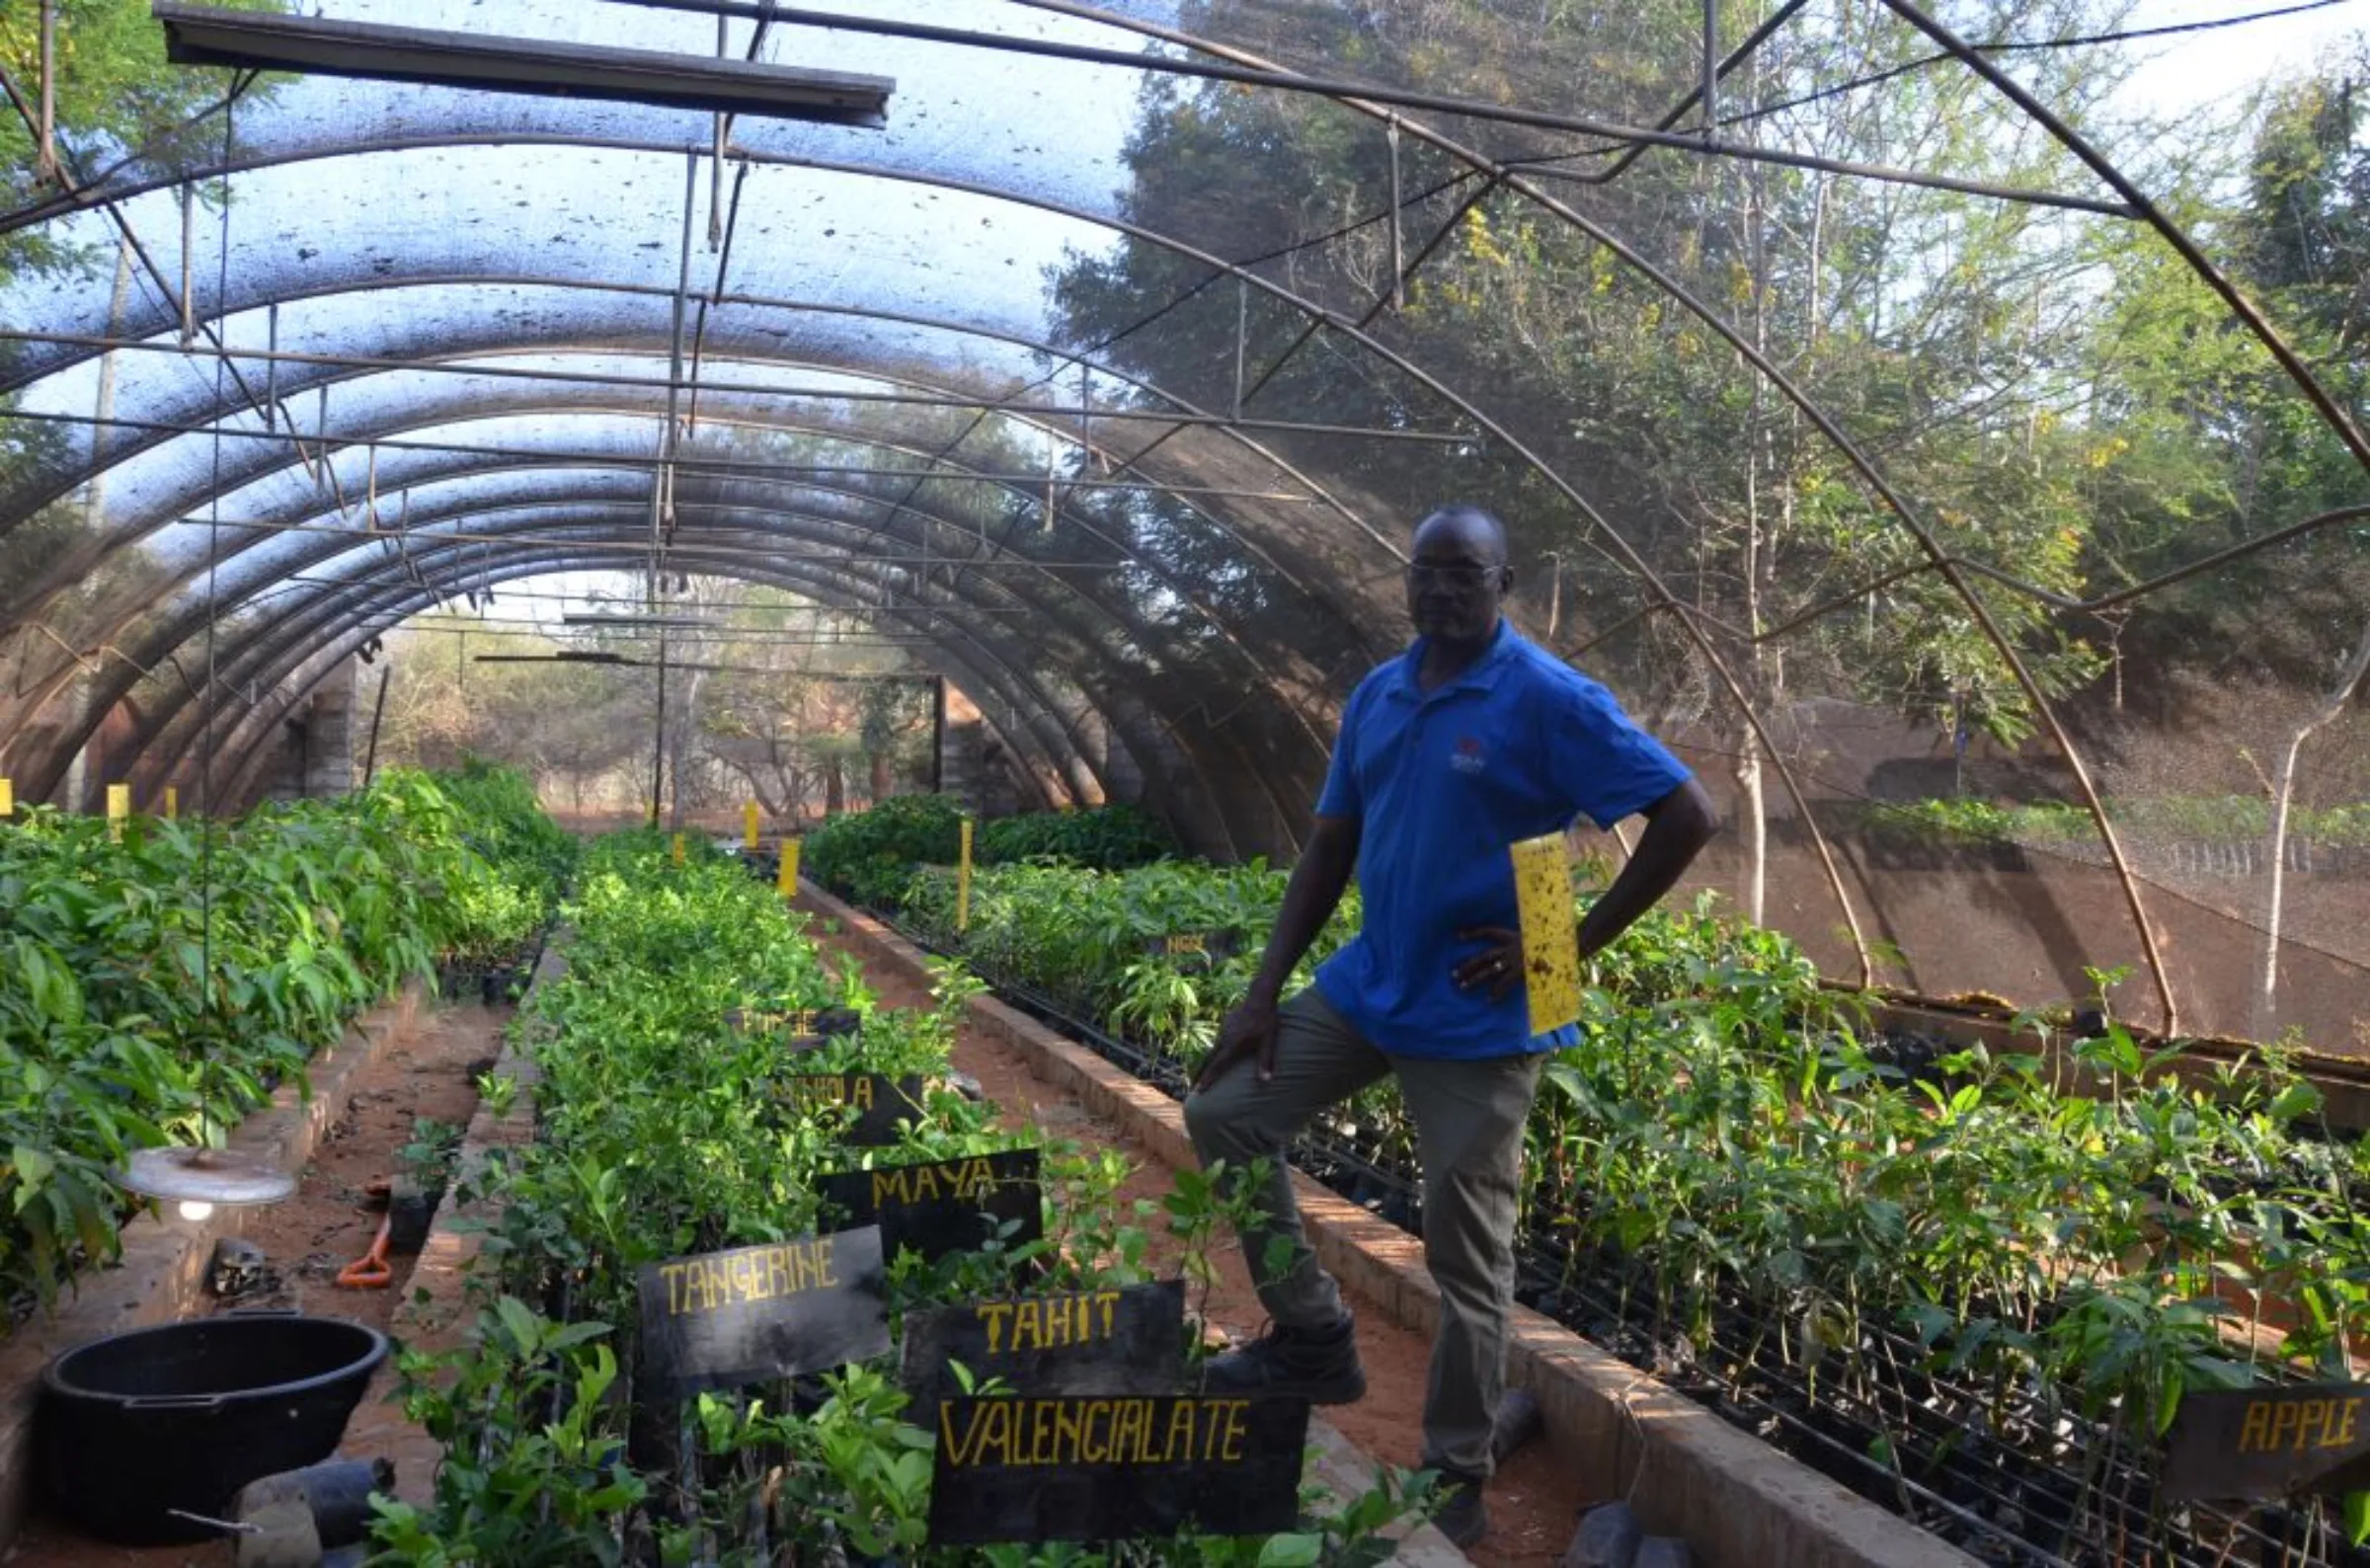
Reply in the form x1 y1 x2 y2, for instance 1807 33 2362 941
176 540 1218 846
0 392 1345 779
0 262 1408 645
6 463 1337 845
201 564 1085 822
117 513 1285 855
0 329 1363 710
199 556 1084 821
105 506 1178 811
155 540 1095 816
0 132 1419 569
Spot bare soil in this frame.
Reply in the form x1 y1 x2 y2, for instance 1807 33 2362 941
810 918 1586 1567
5 1002 499 1568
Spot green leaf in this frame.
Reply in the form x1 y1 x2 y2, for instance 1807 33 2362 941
1256 1532 1323 1568
2346 1491 2370 1548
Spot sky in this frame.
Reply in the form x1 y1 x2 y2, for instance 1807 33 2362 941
2112 0 2364 118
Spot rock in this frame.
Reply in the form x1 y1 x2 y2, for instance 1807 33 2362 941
1634 1538 1696 1568
1561 1502 1642 1568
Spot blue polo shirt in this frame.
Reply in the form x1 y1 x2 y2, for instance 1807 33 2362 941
1311 620 1690 1059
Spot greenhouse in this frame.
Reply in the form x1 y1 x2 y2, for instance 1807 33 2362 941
0 1 2366 1564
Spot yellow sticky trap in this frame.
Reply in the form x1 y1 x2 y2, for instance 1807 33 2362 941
672 832 685 867
778 837 801 899
0 777 13 818
164 786 178 822
957 818 975 933
107 784 130 843
744 800 760 850
1509 833 1583 1035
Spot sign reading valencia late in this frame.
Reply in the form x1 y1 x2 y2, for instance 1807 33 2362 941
635 1225 892 1400
925 1393 1309 1544
2161 1383 2370 1501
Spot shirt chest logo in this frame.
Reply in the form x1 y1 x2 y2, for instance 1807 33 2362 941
1449 735 1487 775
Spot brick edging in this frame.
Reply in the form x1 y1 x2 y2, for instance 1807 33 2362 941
803 887 1980 1568
0 978 428 1550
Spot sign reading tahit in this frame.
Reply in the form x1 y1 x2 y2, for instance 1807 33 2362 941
900 1279 1186 1428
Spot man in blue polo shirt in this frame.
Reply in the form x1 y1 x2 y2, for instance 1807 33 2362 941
1184 504 1718 1547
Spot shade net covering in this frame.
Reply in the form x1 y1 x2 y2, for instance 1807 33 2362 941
2 0 2365 1051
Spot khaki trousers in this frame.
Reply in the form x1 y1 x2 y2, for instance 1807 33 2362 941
1181 988 1541 1476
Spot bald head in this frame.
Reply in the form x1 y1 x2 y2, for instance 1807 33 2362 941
1412 505 1509 566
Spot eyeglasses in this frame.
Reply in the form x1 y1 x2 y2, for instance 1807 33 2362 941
1405 561 1501 588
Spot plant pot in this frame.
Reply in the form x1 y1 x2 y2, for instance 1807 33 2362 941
40 1314 389 1544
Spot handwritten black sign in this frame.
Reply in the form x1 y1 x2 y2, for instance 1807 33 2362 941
1141 931 1239 968
900 1280 1186 1429
727 1003 863 1049
2163 1383 2370 1500
635 1226 891 1400
926 1393 1308 1544
771 1072 927 1144
818 1147 1043 1265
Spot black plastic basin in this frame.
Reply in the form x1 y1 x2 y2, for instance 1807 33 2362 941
40 1313 389 1544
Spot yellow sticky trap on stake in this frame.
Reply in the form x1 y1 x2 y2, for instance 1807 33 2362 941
107 784 130 843
1509 833 1583 1035
0 777 13 818
164 786 178 822
672 832 685 867
744 800 760 851
778 837 801 899
957 818 975 933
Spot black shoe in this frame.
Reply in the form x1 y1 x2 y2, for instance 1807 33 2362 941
1201 1315 1367 1403
1432 1469 1488 1549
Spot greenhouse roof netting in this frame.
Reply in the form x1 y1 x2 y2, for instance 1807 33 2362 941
3 0 2367 1048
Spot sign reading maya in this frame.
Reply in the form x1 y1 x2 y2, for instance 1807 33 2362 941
636 1225 891 1399
771 1072 927 1144
818 1147 1043 1264
2163 1384 2370 1501
925 1394 1309 1545
900 1279 1186 1428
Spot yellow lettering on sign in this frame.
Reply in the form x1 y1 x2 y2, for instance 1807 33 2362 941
1164 1400 1197 1462
661 1261 688 1314
1219 1399 1250 1461
2240 1399 2274 1452
976 1300 1014 1355
2337 1399 2362 1450
1095 1291 1120 1337
1079 1399 1113 1462
765 1247 791 1301
1509 833 1583 1035
661 1237 839 1317
1166 934 1205 956
852 1076 874 1111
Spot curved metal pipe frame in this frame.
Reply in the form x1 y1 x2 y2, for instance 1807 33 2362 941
0 266 1404 628
2 395 1344 794
200 551 1084 823
119 517 1276 856
114 511 1194 833
0 318 1374 704
164 542 1108 830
